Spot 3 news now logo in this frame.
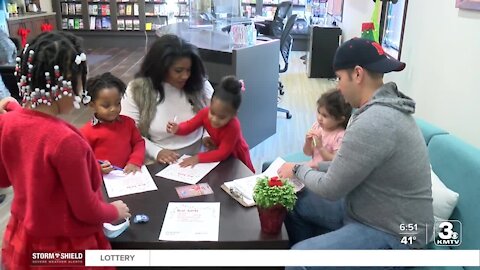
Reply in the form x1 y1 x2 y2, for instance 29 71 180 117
31 251 84 266
434 220 462 246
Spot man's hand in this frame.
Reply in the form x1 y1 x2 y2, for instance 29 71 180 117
277 162 296 179
179 155 199 168
156 149 180 164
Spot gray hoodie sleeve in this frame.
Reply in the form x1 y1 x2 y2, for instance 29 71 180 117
295 108 396 201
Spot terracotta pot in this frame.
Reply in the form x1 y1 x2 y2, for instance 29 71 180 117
257 204 287 234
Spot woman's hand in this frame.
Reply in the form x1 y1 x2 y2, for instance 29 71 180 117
202 137 217 150
277 162 296 179
179 155 199 168
123 163 141 174
166 121 179 134
100 160 114 174
156 149 180 164
111 200 131 220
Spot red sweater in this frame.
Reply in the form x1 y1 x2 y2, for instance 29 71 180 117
81 115 145 168
177 107 255 172
0 108 118 238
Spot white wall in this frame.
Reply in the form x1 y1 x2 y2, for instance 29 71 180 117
385 0 480 147
339 0 375 41
342 0 480 147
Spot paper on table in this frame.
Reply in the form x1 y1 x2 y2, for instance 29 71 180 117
159 202 220 242
155 155 220 185
223 157 305 206
103 165 158 198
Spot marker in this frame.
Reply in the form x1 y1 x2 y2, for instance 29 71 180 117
173 115 177 122
312 137 317 148
98 160 123 171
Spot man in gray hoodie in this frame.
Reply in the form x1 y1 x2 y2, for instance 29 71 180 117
277 38 434 257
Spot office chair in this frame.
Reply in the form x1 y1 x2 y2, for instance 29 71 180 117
277 14 297 119
255 1 293 39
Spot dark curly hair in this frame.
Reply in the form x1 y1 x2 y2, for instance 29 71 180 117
17 31 87 100
317 89 352 129
212 75 243 111
86 72 126 102
135 34 207 104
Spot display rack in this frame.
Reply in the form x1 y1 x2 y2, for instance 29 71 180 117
60 0 84 30
87 0 112 30
116 0 140 31
144 0 168 31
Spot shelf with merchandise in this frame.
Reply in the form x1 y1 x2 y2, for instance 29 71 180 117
117 17 141 31
88 3 111 16
89 15 113 30
145 3 168 17
117 1 139 16
60 2 83 16
61 16 85 30
88 1 111 4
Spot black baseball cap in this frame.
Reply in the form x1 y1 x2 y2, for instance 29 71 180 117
333 38 406 73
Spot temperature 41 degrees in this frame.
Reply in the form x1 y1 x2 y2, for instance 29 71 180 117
401 236 416 245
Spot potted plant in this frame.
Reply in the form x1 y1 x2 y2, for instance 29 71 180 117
253 176 297 234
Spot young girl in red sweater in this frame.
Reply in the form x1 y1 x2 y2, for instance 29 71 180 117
166 76 254 172
80 72 145 174
0 31 130 270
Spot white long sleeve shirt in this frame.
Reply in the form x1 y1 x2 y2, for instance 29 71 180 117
121 81 214 160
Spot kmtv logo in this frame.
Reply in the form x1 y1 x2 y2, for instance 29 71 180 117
434 220 462 246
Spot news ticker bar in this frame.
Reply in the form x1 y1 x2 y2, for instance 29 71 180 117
85 250 480 267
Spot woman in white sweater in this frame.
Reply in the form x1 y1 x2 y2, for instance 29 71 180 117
121 34 214 164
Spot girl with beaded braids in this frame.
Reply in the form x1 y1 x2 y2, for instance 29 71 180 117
0 31 130 270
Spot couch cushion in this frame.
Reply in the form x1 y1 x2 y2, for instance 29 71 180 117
431 168 459 223
282 152 311 163
415 118 449 145
428 134 480 250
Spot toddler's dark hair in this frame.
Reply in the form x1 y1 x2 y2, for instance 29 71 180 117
317 89 352 129
212 75 242 111
86 72 126 102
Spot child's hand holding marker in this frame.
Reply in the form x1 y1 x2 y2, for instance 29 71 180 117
166 115 179 134
98 160 123 174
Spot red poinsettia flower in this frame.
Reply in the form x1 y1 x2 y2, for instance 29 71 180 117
268 176 283 187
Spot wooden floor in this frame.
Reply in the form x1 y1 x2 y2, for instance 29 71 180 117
0 48 336 252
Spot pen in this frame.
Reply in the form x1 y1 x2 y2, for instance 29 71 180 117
98 160 123 171
173 115 177 123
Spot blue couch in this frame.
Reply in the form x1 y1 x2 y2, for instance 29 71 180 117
414 119 480 270
283 119 480 269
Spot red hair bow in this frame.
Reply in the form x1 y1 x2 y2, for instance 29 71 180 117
18 27 31 47
41 23 53 32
